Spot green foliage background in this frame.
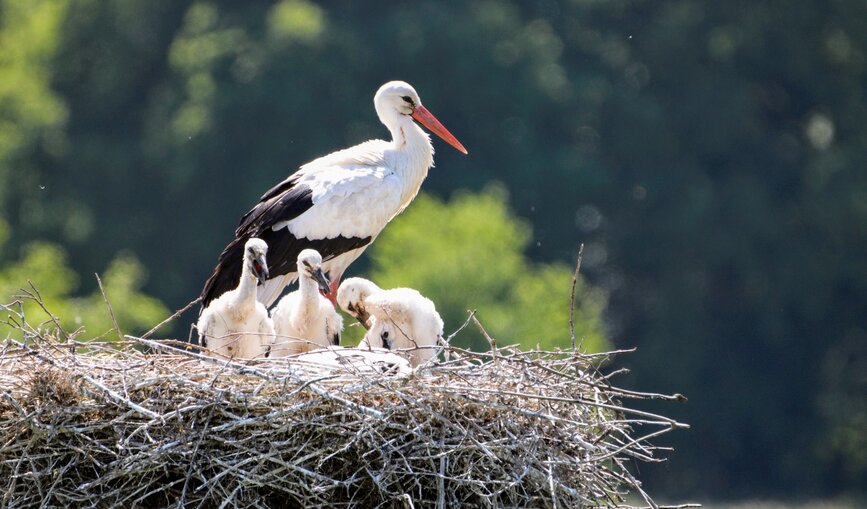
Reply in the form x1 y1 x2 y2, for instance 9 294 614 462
370 187 606 353
1 0 865 501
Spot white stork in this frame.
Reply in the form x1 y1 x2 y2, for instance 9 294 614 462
200 80 467 309
269 249 343 356
196 238 275 359
339 278 444 367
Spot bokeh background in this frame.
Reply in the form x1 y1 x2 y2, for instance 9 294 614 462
1 0 865 505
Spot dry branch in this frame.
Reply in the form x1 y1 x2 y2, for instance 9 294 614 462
570 243 585 351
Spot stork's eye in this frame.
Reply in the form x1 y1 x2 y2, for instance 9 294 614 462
401 96 414 105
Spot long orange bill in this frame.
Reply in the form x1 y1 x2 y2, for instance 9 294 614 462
411 105 468 155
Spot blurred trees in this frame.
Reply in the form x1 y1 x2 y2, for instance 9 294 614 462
0 0 865 500
0 0 69 216
0 222 168 338
368 186 607 353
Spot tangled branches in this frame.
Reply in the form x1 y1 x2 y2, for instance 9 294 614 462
0 289 692 508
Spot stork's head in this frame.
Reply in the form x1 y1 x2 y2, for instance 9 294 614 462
336 277 382 328
374 80 468 155
244 238 269 285
297 249 330 294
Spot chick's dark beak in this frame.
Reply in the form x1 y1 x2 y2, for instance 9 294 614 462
313 267 331 294
253 256 269 285
358 310 373 330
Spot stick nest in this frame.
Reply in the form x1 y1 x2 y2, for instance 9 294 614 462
0 330 687 508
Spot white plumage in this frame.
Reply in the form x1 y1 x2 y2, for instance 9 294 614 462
338 278 444 367
336 276 383 329
197 238 274 360
270 249 343 357
201 81 467 310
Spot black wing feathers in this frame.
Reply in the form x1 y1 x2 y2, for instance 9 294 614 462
236 173 312 236
200 236 247 308
200 171 372 307
263 233 372 280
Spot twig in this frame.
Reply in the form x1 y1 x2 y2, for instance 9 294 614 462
447 310 476 343
80 372 160 419
471 314 497 354
24 281 68 341
143 296 201 339
438 310 477 364
570 243 585 351
95 273 123 341
621 505 702 509
178 392 222 507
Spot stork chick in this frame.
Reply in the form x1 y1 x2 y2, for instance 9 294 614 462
270 249 343 356
342 281 443 367
197 238 274 359
336 277 384 330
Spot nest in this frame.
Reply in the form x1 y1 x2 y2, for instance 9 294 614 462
0 292 691 508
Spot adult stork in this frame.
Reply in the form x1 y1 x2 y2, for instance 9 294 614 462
200 80 467 308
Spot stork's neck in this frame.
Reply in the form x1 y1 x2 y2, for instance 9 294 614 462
298 271 320 298
387 116 434 201
296 272 322 325
236 260 258 303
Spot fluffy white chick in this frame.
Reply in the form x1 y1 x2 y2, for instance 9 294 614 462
197 238 274 359
357 286 444 367
270 249 343 356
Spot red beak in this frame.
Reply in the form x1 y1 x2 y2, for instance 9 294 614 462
411 105 468 155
